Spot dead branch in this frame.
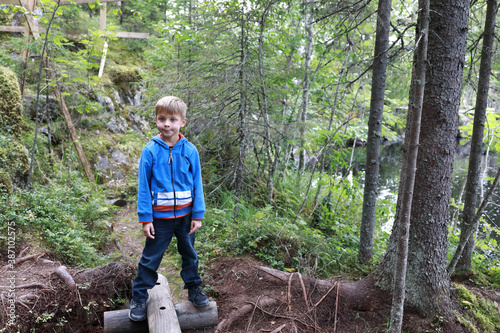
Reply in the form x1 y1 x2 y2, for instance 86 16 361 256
313 281 338 308
334 282 340 333
246 295 261 331
18 247 30 258
54 266 77 291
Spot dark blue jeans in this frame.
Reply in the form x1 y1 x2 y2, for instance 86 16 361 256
132 214 202 303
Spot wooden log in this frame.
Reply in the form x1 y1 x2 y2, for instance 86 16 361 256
0 26 26 33
0 0 21 5
175 300 218 330
147 273 181 333
103 301 218 333
104 310 148 333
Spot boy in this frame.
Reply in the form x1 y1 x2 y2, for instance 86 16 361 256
129 96 209 322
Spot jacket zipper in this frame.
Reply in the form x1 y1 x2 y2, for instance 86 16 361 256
169 146 177 218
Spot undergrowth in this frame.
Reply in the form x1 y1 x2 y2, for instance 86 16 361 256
193 172 393 280
0 180 111 266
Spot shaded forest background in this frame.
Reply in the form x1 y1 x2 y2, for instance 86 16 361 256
0 0 499 332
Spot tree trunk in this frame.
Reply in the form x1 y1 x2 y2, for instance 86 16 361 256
389 0 428 331
358 0 392 264
371 0 470 318
455 0 497 273
297 0 313 175
232 7 248 198
258 3 275 204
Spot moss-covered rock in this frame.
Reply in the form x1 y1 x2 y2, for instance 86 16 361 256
0 66 25 139
453 283 500 333
107 64 141 85
0 66 29 192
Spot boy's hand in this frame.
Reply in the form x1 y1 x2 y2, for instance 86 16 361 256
142 222 155 239
189 220 202 235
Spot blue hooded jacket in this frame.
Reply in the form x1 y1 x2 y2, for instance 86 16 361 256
137 134 205 223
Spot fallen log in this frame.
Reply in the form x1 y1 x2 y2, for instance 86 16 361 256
103 300 218 333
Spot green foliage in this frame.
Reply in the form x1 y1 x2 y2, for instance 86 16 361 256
198 170 392 278
0 183 111 266
448 223 500 288
453 283 500 333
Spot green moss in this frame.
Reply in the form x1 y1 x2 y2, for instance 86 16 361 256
0 67 29 191
453 283 500 333
455 311 480 333
0 66 24 139
107 64 141 85
0 169 12 193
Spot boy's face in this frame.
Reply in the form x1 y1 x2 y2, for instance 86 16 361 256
156 111 186 145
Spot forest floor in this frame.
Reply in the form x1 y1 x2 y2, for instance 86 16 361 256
0 203 498 333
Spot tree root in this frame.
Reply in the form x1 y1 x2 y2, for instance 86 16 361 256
215 296 277 332
1 253 46 270
54 266 77 291
0 282 50 290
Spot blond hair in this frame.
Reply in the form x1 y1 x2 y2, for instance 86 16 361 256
155 96 187 118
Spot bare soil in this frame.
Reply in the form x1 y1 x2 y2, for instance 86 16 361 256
0 204 497 333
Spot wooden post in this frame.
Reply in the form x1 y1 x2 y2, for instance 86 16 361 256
103 301 218 333
19 0 37 96
148 273 181 333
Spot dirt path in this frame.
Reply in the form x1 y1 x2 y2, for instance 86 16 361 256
110 203 190 305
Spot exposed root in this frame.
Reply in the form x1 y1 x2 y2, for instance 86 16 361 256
0 282 50 290
54 266 77 291
1 253 46 270
215 296 277 333
287 273 294 312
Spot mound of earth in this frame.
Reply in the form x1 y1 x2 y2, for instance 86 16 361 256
0 250 134 333
204 257 459 333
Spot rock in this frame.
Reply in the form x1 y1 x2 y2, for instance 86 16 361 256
133 87 143 106
105 198 128 207
111 150 129 166
95 154 111 171
112 170 124 180
97 95 115 113
129 113 150 134
106 116 127 133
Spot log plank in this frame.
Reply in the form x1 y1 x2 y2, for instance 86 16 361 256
147 273 181 333
103 301 218 333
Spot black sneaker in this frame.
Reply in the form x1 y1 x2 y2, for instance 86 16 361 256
129 299 147 321
188 286 209 307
